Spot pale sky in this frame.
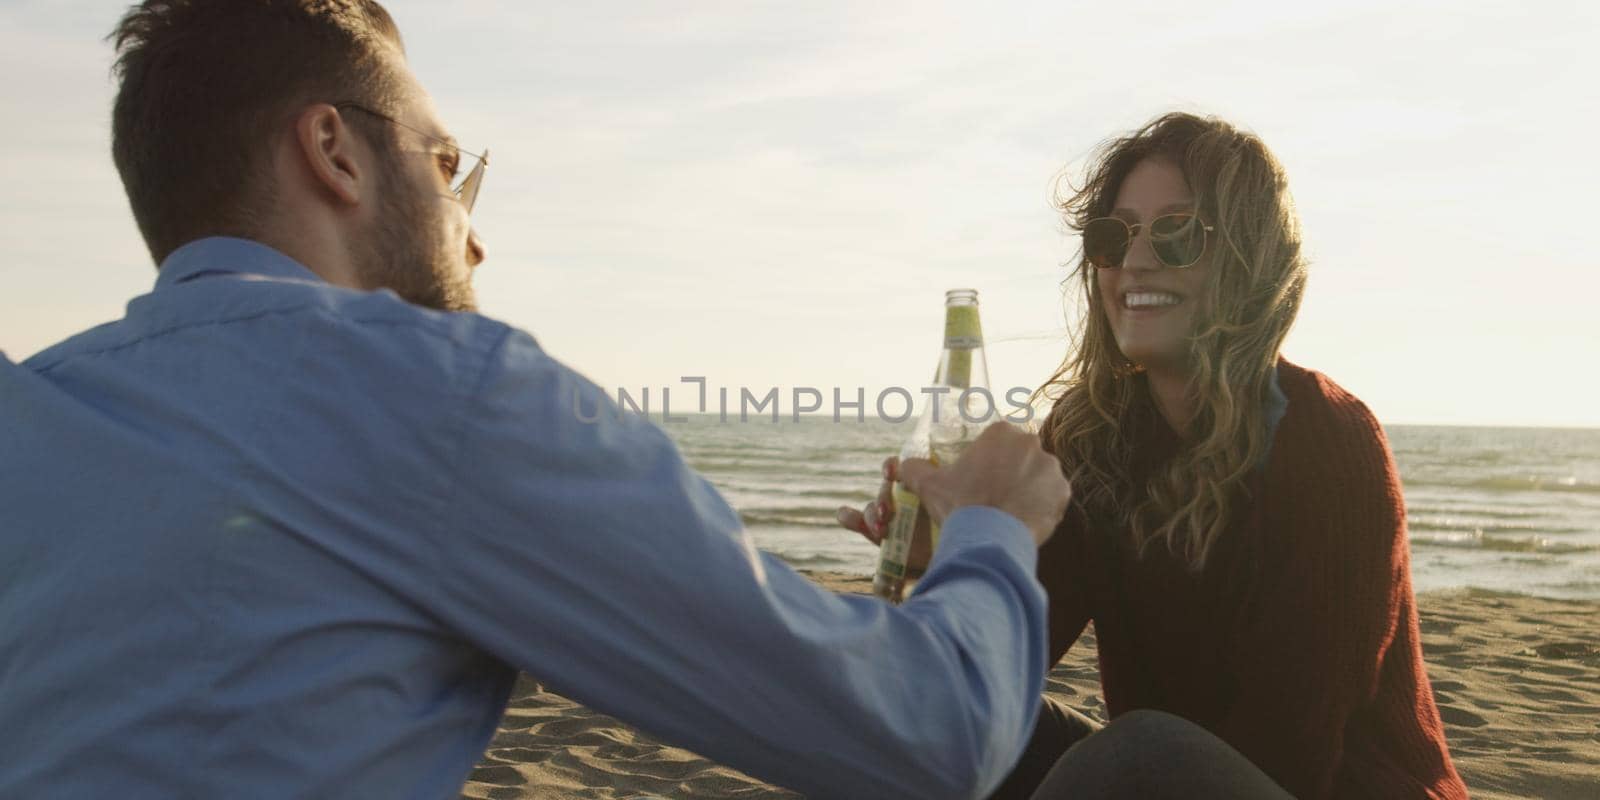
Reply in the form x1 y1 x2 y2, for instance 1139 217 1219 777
2 1 1596 428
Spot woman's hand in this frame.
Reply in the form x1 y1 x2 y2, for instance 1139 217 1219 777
835 456 934 578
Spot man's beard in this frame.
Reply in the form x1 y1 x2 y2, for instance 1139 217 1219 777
353 171 477 313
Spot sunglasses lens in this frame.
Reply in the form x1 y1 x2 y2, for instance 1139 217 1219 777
455 151 488 214
1150 213 1206 268
1083 218 1130 269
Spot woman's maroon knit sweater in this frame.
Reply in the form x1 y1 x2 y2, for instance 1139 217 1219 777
1038 359 1468 799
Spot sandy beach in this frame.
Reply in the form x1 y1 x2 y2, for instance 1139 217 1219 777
461 573 1599 800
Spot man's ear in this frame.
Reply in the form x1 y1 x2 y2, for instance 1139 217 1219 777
293 104 365 207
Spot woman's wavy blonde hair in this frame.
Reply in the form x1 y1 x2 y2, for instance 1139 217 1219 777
1037 112 1308 571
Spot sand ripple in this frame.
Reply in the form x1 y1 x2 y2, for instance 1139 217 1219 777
463 576 1599 799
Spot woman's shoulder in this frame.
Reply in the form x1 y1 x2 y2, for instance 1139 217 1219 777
1263 362 1410 574
1275 358 1387 448
1268 359 1402 521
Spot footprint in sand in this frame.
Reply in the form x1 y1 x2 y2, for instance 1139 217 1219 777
469 765 527 787
1531 641 1600 665
1437 705 1489 728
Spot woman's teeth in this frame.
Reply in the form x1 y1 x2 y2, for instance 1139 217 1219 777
1124 291 1183 309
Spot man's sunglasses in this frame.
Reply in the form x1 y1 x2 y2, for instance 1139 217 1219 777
334 102 489 215
1083 213 1213 270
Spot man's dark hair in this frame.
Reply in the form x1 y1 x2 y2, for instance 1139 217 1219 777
109 0 406 265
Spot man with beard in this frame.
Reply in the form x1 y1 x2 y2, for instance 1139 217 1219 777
0 2 1070 798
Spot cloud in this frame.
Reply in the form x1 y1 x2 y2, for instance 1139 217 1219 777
3 0 1596 425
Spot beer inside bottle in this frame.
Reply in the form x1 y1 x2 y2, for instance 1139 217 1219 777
872 289 992 601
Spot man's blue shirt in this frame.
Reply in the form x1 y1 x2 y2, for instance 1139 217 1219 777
0 238 1047 799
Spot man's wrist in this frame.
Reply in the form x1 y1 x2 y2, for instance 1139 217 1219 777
924 506 1038 572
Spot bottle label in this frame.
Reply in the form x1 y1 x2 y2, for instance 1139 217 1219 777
946 349 973 389
943 305 983 349
943 305 982 387
874 485 921 583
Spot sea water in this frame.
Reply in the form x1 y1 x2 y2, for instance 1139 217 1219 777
661 416 1600 600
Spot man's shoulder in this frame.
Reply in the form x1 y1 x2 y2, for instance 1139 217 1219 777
32 275 526 374
315 286 519 361
21 320 130 373
18 281 565 434
275 286 554 404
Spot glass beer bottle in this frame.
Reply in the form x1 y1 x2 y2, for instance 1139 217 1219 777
872 289 992 601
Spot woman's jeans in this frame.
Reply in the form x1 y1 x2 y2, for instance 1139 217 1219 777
987 697 1296 800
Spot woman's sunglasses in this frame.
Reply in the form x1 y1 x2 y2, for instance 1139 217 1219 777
1083 213 1213 270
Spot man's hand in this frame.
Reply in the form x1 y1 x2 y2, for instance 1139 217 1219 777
899 422 1069 547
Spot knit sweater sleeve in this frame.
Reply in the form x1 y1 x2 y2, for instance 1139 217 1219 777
1037 504 1094 665
1217 374 1409 800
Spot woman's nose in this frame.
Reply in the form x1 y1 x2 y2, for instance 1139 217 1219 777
1122 227 1160 271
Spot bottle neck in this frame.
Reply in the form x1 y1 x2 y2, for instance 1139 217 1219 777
941 301 983 389
942 303 982 350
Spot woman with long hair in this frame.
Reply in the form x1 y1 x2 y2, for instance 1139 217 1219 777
839 112 1468 799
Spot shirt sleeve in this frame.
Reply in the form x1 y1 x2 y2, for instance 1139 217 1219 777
419 329 1050 800
1216 390 1409 800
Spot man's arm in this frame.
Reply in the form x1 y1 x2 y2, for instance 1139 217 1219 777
420 329 1052 800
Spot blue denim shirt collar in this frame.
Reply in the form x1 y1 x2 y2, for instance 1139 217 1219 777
1265 361 1288 437
155 237 325 290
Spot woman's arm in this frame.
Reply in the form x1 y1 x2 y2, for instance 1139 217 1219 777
1039 503 1096 664
1217 383 1409 800
985 504 1099 800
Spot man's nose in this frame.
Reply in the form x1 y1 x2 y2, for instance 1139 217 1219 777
467 227 487 267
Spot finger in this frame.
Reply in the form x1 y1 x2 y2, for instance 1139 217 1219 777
835 505 876 541
865 502 886 543
841 505 884 544
877 457 898 508
876 475 895 518
896 457 937 496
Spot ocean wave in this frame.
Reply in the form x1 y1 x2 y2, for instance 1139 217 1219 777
740 512 839 529
1404 503 1545 521
681 442 894 457
1394 450 1509 466
1404 476 1600 495
746 489 866 503
1409 530 1598 554
713 480 866 500
740 502 849 517
1407 517 1587 536
680 449 793 462
692 459 865 478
